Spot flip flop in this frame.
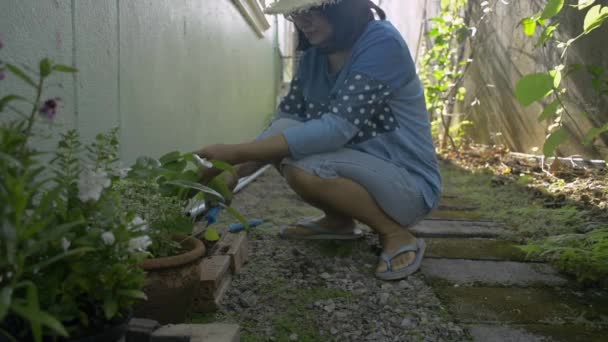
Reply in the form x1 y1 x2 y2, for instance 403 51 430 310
279 217 363 240
375 239 426 281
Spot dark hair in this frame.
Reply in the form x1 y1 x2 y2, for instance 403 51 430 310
296 0 387 53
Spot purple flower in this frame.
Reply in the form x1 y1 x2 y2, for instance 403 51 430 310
39 98 60 120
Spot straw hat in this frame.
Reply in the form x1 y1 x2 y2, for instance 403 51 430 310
264 0 345 15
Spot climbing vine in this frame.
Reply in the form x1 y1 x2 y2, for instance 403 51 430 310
515 0 608 157
419 0 494 151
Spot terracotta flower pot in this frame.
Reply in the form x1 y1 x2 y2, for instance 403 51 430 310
134 235 205 324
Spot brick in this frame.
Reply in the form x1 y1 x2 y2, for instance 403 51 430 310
199 255 230 292
227 232 248 273
216 232 249 274
150 324 239 342
194 274 232 313
127 318 160 342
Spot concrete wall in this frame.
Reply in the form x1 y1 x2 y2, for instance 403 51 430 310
0 0 280 163
379 0 438 62
461 0 608 158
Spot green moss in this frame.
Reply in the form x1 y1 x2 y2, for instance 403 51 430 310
440 163 608 284
426 238 531 261
440 163 588 238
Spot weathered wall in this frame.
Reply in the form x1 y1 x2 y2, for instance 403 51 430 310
0 0 280 163
462 0 608 158
379 0 439 62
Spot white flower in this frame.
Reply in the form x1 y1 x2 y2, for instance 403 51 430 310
115 167 131 178
61 237 71 251
78 167 111 202
129 216 149 232
101 231 116 246
128 235 152 252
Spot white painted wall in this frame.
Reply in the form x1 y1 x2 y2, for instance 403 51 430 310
0 0 281 163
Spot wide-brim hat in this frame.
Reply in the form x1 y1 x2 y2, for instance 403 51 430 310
264 0 345 15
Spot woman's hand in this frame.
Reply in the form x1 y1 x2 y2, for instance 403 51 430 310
195 144 242 165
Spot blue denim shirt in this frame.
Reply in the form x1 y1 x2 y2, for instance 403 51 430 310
274 20 441 209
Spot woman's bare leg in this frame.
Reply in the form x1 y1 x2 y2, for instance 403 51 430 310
283 165 417 274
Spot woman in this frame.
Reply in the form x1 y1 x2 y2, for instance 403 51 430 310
196 0 441 280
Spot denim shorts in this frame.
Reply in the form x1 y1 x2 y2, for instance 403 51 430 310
258 118 431 227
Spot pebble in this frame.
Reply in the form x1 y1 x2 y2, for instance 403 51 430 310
212 171 468 342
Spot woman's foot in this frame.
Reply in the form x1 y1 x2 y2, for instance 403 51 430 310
376 230 417 274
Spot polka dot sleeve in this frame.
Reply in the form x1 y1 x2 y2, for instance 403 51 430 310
331 72 399 144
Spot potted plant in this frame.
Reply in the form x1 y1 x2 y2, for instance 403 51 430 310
0 48 150 341
114 151 244 324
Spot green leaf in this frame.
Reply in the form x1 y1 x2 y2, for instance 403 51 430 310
27 247 95 272
117 289 148 300
584 5 608 33
0 288 12 321
204 227 221 242
521 18 537 36
39 58 53 78
220 203 249 230
537 24 559 46
549 69 562 88
583 123 608 145
103 298 118 319
165 179 224 199
159 151 181 165
538 100 560 122
516 73 555 106
0 95 28 112
10 304 68 338
543 128 569 157
541 0 565 20
5 64 37 88
210 160 237 176
53 64 78 73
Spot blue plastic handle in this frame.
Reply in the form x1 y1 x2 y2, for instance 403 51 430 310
228 219 265 233
205 206 223 225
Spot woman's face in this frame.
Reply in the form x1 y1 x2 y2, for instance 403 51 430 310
290 9 334 46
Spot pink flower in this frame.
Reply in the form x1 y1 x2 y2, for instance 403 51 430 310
39 98 60 119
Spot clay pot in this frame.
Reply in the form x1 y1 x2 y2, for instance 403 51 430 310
134 235 205 324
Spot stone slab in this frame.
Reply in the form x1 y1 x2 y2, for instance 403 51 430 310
426 238 530 261
468 324 545 342
127 318 161 342
436 287 608 325
151 324 239 342
468 324 608 342
428 209 484 220
411 220 509 238
422 259 567 286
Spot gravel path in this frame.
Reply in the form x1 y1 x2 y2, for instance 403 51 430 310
204 169 468 341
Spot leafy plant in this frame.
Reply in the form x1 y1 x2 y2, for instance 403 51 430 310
515 0 608 157
419 0 478 151
0 40 148 341
125 151 247 249
519 228 608 285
